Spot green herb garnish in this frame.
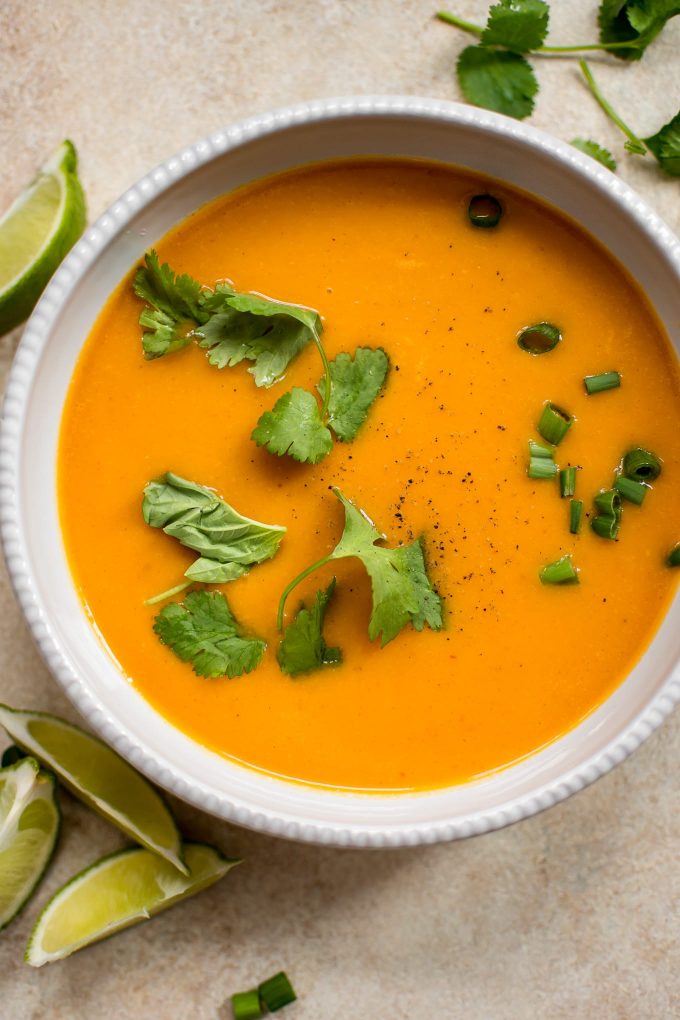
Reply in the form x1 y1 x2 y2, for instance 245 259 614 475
537 402 572 446
133 251 206 359
539 554 579 584
231 990 263 1020
598 0 680 61
143 472 285 602
622 447 662 482
277 579 342 677
560 466 578 497
456 45 538 119
321 347 389 442
517 321 561 354
584 371 621 394
278 488 443 647
667 543 680 567
251 387 333 465
569 499 583 534
258 972 297 1013
614 475 647 505
468 193 504 227
570 138 618 171
154 590 266 679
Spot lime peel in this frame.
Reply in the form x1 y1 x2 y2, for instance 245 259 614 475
0 756 60 930
0 706 187 875
26 842 239 966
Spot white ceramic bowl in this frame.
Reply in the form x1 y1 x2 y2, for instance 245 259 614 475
3 96 680 848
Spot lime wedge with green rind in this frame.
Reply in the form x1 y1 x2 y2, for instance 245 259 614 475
0 706 187 876
0 139 86 335
0 757 60 931
26 842 239 966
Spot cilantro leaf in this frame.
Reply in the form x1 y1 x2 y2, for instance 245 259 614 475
277 579 342 677
133 251 207 360
318 347 389 443
278 488 443 648
197 286 322 387
481 0 549 51
598 0 680 59
143 472 286 581
456 45 538 119
570 138 618 171
251 387 333 464
644 112 680 176
154 590 265 678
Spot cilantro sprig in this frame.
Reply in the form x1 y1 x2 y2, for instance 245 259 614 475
277 579 342 677
143 472 286 603
278 488 443 648
154 590 265 678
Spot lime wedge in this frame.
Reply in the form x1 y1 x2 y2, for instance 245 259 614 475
26 842 239 966
0 757 60 930
0 706 186 875
0 139 86 335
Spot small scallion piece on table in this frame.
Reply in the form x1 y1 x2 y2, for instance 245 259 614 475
622 447 662 483
614 475 647 506
584 371 620 395
539 555 579 586
667 544 680 567
468 193 503 228
517 322 561 355
569 499 583 535
594 489 622 517
591 514 620 540
537 402 572 446
560 466 578 498
231 990 263 1020
258 972 297 1013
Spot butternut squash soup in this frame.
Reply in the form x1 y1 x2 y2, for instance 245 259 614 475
58 160 680 791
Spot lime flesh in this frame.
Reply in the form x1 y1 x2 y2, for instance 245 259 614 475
0 706 186 875
26 843 238 966
0 757 60 930
0 139 86 334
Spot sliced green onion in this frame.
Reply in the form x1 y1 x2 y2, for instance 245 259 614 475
1 744 27 767
468 194 503 228
560 466 577 498
569 499 583 535
258 972 297 1013
232 990 263 1020
622 447 662 482
529 439 554 459
614 475 647 505
584 371 621 394
517 322 562 355
538 402 573 446
594 488 621 516
667 543 680 567
528 457 558 479
591 514 620 540
539 555 579 585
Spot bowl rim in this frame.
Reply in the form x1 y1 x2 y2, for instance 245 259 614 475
2 94 680 848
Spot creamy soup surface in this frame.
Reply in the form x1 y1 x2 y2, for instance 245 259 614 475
58 159 680 791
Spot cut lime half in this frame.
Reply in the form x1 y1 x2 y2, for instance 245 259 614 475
0 757 60 930
0 139 86 334
0 706 186 875
26 842 239 966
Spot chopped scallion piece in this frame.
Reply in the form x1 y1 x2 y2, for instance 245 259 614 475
622 447 662 482
667 544 680 567
537 402 573 446
594 489 621 517
614 475 647 505
539 555 579 585
528 457 558 480
468 194 502 228
528 439 553 459
232 990 263 1020
517 322 561 355
258 972 297 1013
591 514 620 540
560 466 577 498
569 499 583 535
584 371 621 394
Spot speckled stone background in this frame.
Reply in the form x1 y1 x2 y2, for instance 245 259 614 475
1 2 679 1017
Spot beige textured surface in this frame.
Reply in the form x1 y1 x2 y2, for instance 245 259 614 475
1 2 680 1017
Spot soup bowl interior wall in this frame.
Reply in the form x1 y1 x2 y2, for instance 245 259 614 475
4 97 680 846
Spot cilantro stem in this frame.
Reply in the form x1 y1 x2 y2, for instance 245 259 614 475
435 11 641 54
313 328 332 419
277 555 331 630
144 580 192 607
579 60 647 156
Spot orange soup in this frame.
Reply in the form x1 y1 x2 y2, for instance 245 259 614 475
58 160 680 791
